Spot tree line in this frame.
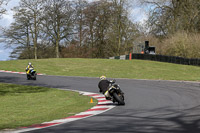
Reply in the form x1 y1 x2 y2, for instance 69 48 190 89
1 0 200 59
141 0 200 58
144 0 200 36
2 0 139 59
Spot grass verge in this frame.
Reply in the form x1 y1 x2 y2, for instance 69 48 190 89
0 58 200 81
0 83 97 130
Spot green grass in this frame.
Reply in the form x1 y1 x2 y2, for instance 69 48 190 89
0 83 97 130
0 58 200 81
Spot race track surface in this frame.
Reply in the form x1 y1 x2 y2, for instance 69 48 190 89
1 72 200 133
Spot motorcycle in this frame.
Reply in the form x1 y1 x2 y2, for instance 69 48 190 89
108 80 125 105
26 68 37 80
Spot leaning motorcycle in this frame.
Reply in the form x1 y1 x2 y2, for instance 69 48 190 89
26 68 37 80
108 80 125 105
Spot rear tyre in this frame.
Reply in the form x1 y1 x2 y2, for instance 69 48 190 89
113 92 125 105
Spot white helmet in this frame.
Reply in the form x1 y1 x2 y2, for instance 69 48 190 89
28 62 32 65
100 75 106 80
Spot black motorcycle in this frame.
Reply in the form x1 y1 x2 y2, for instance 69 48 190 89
108 80 125 105
26 68 37 80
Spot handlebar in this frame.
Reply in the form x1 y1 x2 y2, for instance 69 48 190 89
109 79 116 84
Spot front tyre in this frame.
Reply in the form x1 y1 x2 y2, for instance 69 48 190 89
33 73 36 80
113 92 125 105
27 74 30 80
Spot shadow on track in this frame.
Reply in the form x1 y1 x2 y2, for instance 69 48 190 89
93 106 200 133
30 106 200 133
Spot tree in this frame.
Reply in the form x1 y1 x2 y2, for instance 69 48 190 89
79 0 139 58
141 0 200 36
111 0 125 55
3 0 44 59
42 0 75 58
74 0 88 47
94 1 113 58
3 0 140 59
0 0 8 17
3 7 32 59
83 1 99 57
106 0 139 56
0 0 9 44
19 0 44 59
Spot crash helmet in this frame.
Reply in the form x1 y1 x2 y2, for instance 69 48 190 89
100 75 106 80
28 62 32 65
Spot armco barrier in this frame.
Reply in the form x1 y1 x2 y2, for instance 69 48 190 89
110 54 200 66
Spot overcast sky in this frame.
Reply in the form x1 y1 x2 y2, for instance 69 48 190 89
0 0 148 61
0 0 19 61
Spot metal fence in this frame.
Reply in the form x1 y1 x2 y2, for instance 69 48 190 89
109 54 200 66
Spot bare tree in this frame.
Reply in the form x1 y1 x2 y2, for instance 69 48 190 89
84 2 99 57
141 0 200 36
94 1 113 58
0 0 8 17
42 0 75 58
80 0 139 57
19 0 44 59
3 7 32 59
3 0 141 59
74 0 88 47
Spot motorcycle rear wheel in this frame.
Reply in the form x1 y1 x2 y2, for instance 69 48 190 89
113 92 125 105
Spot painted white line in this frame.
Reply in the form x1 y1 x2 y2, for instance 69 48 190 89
42 118 80 124
77 111 106 115
92 106 111 109
98 101 113 104
11 72 21 74
95 98 106 100
5 71 12 72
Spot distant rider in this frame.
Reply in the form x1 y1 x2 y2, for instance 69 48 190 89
25 62 34 74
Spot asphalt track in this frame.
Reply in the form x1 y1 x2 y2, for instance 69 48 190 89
1 72 200 133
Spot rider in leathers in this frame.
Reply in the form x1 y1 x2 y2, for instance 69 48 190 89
98 76 112 100
98 75 124 100
25 62 34 74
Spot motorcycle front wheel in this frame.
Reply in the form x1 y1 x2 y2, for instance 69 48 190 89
33 73 36 80
27 74 30 80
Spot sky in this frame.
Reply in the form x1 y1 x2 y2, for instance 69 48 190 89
0 0 148 61
0 0 20 61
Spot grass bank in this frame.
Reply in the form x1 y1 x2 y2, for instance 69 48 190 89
0 83 97 130
0 58 199 81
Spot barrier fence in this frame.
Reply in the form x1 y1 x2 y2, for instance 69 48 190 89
109 54 200 66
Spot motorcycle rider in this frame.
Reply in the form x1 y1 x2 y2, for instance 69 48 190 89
98 76 112 100
98 75 125 100
25 62 34 74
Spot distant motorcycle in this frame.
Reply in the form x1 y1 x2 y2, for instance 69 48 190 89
108 80 125 105
26 68 37 80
